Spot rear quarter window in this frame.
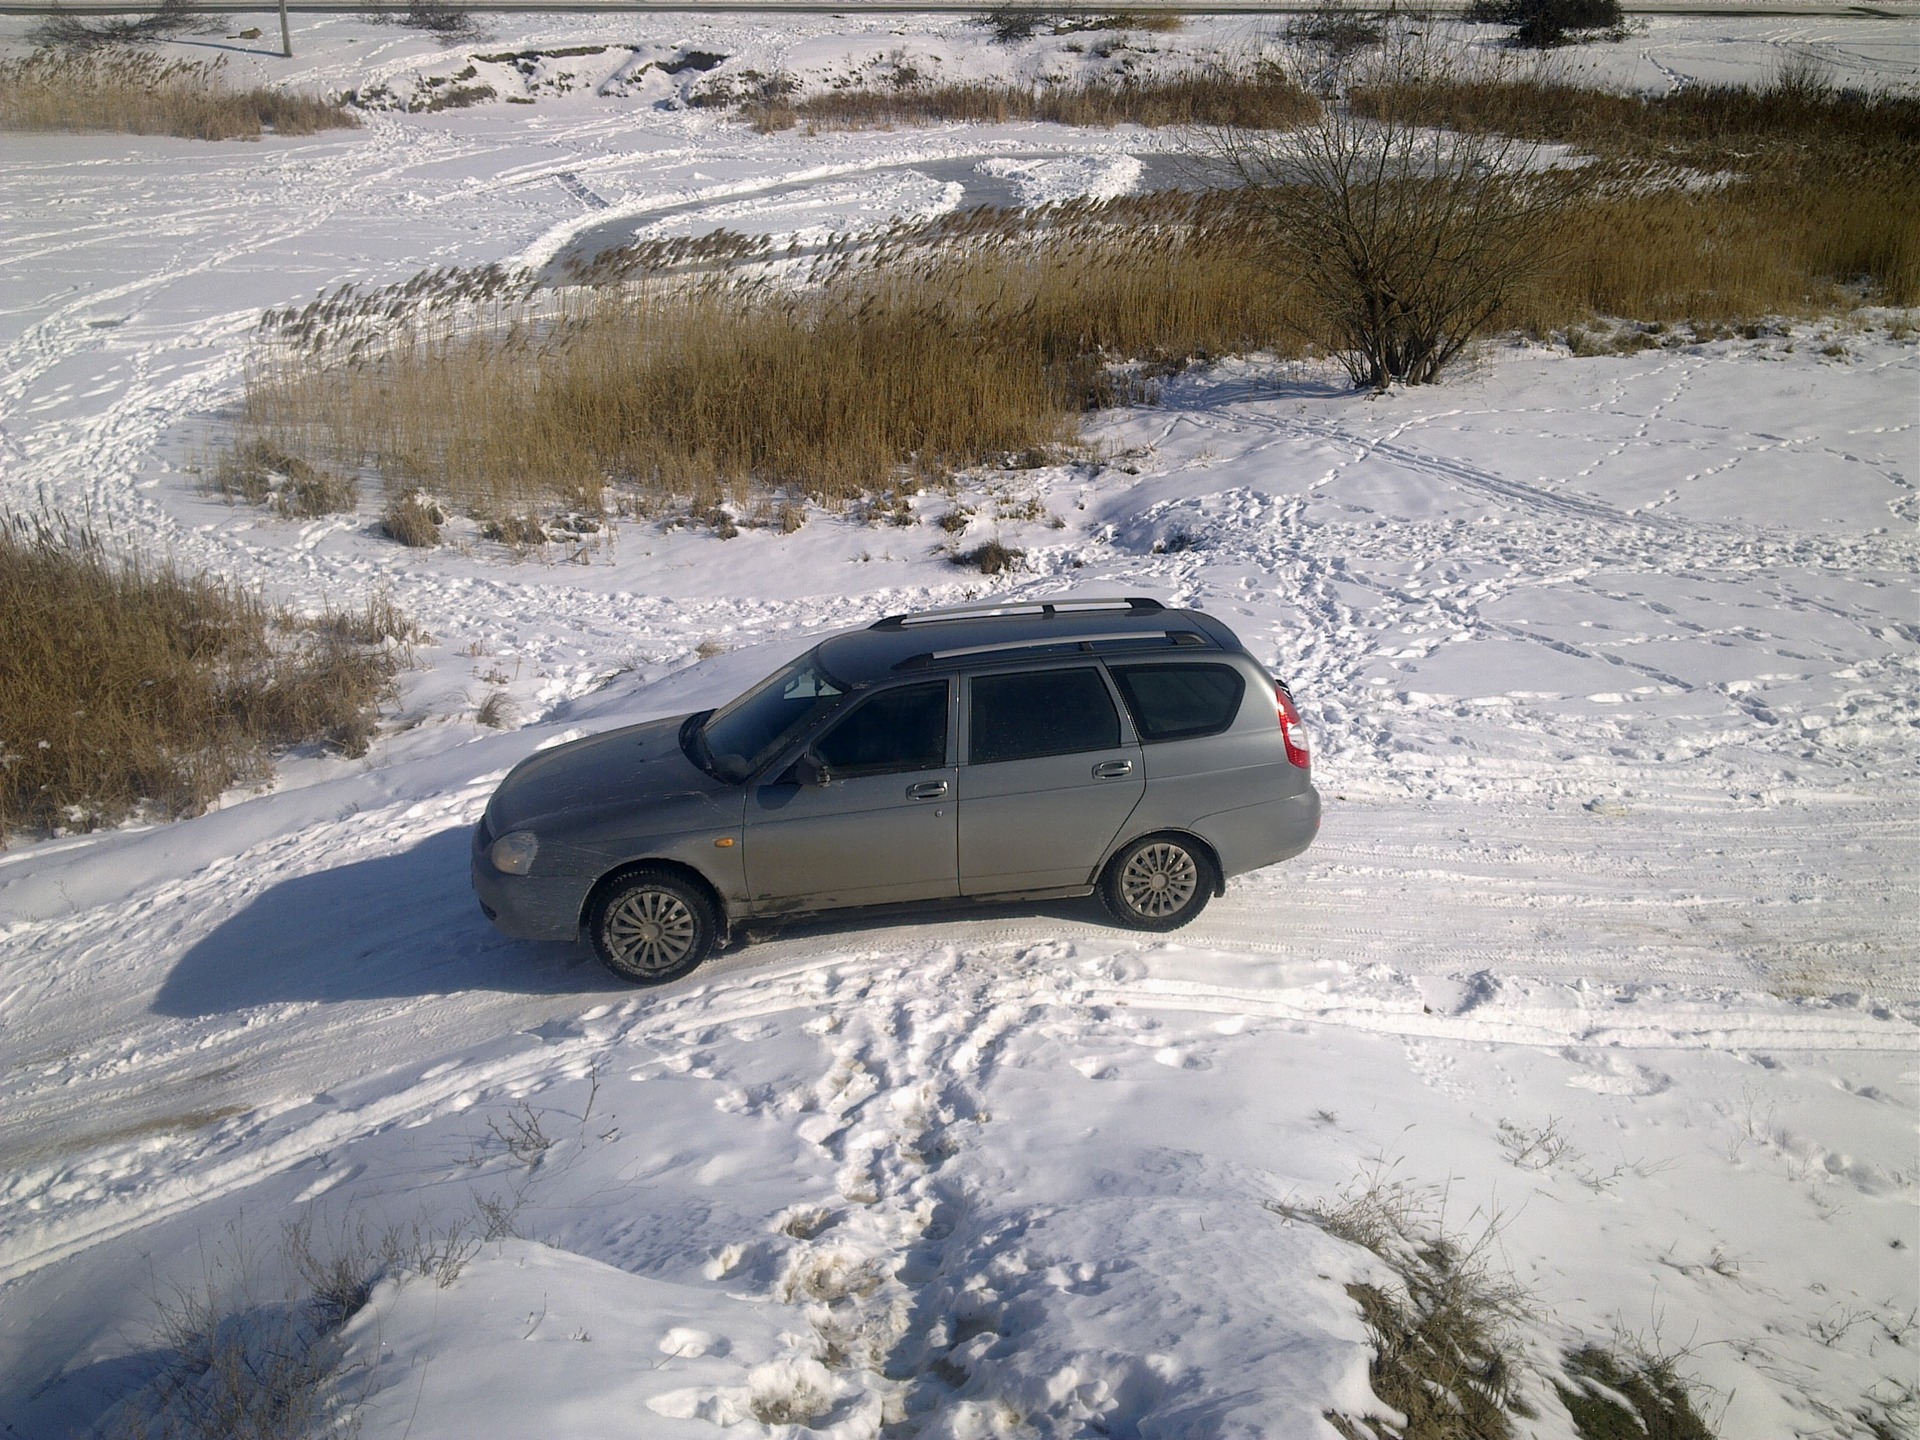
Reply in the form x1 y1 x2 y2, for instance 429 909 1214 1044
1109 663 1246 742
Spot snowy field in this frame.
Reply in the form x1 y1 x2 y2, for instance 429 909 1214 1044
1 10 1917 1439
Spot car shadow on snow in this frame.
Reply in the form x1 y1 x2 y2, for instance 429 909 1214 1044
156 827 1121 1017
154 827 593 1017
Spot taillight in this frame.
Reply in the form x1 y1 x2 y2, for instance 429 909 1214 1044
1276 684 1311 769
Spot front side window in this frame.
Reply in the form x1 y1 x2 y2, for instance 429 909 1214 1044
1109 663 1246 742
969 669 1120 765
814 681 949 776
699 654 847 783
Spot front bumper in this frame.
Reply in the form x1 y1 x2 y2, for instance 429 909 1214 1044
471 820 589 942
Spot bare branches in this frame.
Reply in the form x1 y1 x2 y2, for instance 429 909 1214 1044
28 0 213 53
1205 21 1589 389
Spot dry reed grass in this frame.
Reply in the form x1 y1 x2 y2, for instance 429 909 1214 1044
0 50 357 140
788 69 1318 131
236 191 1300 517
223 74 1916 522
0 516 403 839
1366 70 1920 307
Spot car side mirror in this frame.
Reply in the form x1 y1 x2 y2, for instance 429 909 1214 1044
790 752 831 787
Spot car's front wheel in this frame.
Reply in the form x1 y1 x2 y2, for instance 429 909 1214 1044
588 868 717 984
1100 834 1215 931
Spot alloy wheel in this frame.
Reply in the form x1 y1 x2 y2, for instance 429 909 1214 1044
1119 841 1199 919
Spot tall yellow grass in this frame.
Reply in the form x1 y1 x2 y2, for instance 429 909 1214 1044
0 50 357 140
787 71 1319 131
0 517 404 837
240 194 1299 517
229 77 1917 523
1363 73 1920 305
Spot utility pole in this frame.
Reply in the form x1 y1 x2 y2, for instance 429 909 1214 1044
280 0 291 57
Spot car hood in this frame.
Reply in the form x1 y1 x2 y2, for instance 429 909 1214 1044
486 713 728 834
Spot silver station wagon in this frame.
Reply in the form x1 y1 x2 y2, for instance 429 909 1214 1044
473 597 1319 983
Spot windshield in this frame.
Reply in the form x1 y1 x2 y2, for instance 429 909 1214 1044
697 653 849 784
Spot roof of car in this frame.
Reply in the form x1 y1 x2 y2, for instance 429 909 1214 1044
814 597 1241 687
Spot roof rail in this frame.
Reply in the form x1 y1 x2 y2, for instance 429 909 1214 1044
869 596 1166 631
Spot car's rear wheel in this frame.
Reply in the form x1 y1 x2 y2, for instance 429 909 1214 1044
1100 834 1214 931
588 869 716 984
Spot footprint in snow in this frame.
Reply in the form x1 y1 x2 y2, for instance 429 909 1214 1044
1153 1046 1209 1070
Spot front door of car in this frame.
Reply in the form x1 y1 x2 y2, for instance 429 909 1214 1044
957 666 1144 894
743 678 958 912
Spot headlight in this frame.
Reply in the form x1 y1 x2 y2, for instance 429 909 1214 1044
488 831 539 875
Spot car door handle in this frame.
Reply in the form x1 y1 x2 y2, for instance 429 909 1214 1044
906 780 949 800
1091 759 1134 779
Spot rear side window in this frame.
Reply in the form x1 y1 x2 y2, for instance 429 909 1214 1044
1109 663 1246 742
969 669 1120 764
815 681 948 776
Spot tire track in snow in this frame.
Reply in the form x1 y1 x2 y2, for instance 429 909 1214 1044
4 852 1910 1289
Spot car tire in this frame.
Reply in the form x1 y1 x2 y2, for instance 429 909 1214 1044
588 868 717 985
1099 834 1215 932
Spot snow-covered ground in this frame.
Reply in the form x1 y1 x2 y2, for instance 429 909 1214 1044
2 11 1916 1439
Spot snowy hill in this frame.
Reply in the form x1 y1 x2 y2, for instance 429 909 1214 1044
1 10 1915 1439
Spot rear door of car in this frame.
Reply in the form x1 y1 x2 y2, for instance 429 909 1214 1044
956 665 1144 894
743 677 959 910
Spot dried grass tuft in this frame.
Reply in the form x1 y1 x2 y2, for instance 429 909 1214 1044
1277 1176 1531 1440
0 515 403 839
214 439 357 518
953 540 1025 575
381 492 444 547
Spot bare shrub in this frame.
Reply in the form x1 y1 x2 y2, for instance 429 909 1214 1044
1210 28 1590 388
106 1205 500 1439
0 50 357 139
0 516 402 838
975 5 1070 42
28 0 211 52
1465 0 1625 49
1287 1 1387 64
488 1100 553 1169
106 1226 366 1440
380 492 443 547
374 0 483 42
